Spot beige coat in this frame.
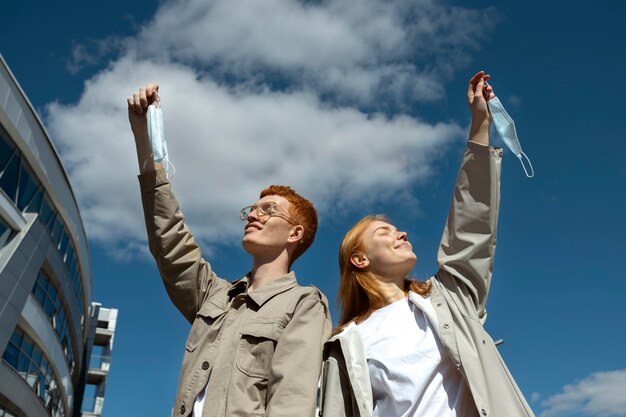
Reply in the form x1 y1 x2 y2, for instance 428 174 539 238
319 141 535 417
139 169 331 417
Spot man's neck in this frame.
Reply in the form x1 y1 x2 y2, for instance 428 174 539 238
249 252 291 291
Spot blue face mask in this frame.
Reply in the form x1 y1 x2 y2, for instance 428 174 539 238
147 104 175 179
487 96 534 178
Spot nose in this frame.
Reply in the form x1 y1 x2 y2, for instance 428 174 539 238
247 207 260 222
396 231 408 241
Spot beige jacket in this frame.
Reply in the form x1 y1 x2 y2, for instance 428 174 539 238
319 141 535 417
139 169 332 417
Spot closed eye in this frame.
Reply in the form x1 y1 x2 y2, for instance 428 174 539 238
374 225 396 236
259 202 277 215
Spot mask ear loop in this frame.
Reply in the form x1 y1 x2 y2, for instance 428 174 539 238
164 158 176 180
517 151 534 178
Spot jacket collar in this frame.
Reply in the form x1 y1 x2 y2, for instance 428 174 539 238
228 277 249 297
407 290 440 331
232 271 299 307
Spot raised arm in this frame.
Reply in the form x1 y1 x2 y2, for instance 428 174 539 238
436 71 501 319
129 84 229 323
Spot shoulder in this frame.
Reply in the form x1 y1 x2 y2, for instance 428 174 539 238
323 323 363 362
282 285 331 331
289 284 330 308
326 322 360 345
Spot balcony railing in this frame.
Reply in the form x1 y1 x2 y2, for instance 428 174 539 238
88 354 110 372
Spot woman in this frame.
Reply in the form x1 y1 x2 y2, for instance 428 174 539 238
319 72 535 417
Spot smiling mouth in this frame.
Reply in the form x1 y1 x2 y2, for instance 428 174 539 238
395 242 412 249
245 222 262 232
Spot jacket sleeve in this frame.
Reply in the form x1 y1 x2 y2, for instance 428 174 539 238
138 168 229 323
436 141 502 318
265 293 332 417
319 343 356 417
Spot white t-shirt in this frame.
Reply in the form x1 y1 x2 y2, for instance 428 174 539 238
192 384 208 417
357 297 476 417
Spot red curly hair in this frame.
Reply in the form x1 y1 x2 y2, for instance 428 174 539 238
259 185 318 265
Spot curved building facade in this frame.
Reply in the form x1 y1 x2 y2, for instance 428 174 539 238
0 55 114 417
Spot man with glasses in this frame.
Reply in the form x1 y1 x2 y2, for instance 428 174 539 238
127 84 331 417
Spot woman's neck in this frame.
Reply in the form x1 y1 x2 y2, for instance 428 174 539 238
377 278 407 305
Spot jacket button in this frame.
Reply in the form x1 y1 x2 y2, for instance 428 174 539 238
180 405 186 414
202 361 209 370
482 340 486 345
481 409 487 416
443 323 450 329
436 303 442 307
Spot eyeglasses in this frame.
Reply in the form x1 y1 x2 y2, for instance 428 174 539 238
240 201 297 225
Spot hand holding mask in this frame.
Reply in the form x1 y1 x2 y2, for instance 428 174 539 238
486 86 534 178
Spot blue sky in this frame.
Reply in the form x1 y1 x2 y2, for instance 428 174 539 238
2 1 626 416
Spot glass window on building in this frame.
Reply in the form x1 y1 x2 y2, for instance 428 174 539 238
52 218 63 246
0 125 87 338
67 246 76 276
0 151 19 201
31 272 77 377
0 125 16 171
59 229 69 260
0 216 13 248
89 345 110 371
81 383 97 414
0 400 21 417
2 334 20 369
0 133 45 214
25 185 43 213
16 161 40 211
39 195 55 229
2 328 68 417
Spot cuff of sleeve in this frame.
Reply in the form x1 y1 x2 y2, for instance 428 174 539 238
138 168 169 189
467 140 503 158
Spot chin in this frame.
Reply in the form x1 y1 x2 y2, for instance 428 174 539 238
404 256 417 271
241 237 256 254
241 237 277 256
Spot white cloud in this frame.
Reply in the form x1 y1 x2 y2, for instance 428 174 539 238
539 369 626 417
47 57 462 250
66 36 126 75
47 0 495 253
131 0 496 107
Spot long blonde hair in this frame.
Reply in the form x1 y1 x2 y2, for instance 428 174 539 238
335 215 431 334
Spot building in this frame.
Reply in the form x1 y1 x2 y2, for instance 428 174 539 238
0 55 116 417
80 304 116 417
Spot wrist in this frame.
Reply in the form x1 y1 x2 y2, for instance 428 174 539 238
469 119 490 145
132 131 156 173
470 116 490 132
471 112 490 127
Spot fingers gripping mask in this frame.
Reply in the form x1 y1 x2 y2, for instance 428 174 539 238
487 96 534 178
147 104 175 179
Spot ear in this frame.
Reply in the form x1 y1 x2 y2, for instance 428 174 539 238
350 252 369 269
287 225 305 244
